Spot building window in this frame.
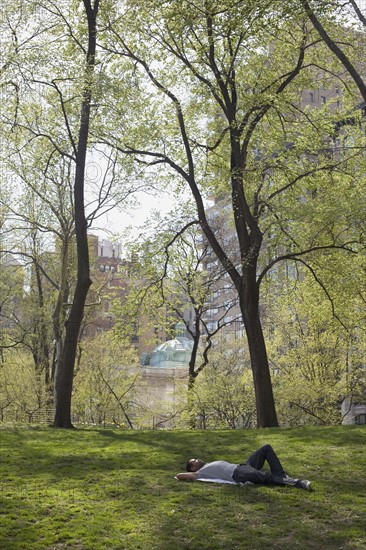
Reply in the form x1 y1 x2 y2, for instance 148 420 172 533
309 92 314 102
207 307 218 317
99 264 105 272
321 95 326 104
206 321 219 332
355 414 366 425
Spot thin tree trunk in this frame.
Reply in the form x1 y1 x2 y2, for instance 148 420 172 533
53 0 99 428
33 251 52 403
51 241 69 382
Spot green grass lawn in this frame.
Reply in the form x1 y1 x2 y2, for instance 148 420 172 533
0 424 365 550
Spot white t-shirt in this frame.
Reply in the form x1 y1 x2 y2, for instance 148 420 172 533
196 461 238 482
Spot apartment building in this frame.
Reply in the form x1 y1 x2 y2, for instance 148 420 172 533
85 234 169 354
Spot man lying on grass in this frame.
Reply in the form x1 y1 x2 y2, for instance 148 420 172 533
176 443 312 491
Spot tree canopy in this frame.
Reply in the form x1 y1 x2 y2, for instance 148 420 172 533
1 0 365 427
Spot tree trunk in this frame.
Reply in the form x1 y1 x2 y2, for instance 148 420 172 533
187 311 212 428
53 278 91 427
241 302 278 428
199 215 279 427
53 0 99 428
239 270 278 428
51 241 69 382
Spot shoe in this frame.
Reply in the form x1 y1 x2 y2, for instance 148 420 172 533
296 479 312 491
272 474 297 486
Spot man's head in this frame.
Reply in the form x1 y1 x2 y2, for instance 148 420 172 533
186 458 205 472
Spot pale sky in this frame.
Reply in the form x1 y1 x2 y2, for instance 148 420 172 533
93 188 185 239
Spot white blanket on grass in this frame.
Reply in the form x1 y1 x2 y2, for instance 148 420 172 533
175 476 253 486
197 478 254 486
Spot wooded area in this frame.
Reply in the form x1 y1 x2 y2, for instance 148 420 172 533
1 0 365 428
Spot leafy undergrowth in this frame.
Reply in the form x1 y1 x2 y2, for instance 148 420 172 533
0 425 365 549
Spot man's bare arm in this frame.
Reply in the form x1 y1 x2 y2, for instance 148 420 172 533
176 472 197 481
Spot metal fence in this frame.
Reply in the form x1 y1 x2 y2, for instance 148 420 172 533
0 407 132 427
0 407 55 424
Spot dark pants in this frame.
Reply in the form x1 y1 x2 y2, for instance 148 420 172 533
232 444 298 486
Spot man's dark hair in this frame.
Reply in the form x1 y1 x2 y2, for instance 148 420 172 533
186 460 193 472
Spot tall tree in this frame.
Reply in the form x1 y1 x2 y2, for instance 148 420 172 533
53 0 100 427
102 0 364 426
0 0 102 427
